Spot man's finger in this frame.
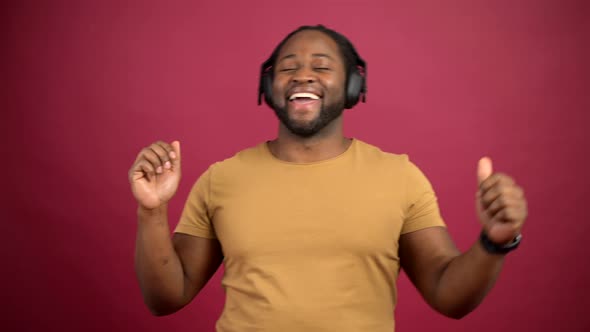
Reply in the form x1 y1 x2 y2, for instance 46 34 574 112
132 160 156 182
171 141 181 166
486 194 525 218
142 148 164 174
480 180 520 207
492 206 526 223
477 156 493 186
150 143 170 169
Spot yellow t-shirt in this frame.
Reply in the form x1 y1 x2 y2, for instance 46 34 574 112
175 139 445 332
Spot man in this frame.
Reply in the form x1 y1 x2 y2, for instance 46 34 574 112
129 25 528 331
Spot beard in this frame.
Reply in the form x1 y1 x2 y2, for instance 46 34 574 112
271 98 345 138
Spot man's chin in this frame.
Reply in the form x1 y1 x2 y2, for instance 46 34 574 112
286 104 321 120
284 119 321 137
272 105 328 137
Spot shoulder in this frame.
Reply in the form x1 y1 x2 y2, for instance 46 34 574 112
206 142 268 177
186 143 267 197
353 139 411 169
353 139 433 185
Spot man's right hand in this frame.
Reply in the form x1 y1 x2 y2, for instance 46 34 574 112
129 141 181 210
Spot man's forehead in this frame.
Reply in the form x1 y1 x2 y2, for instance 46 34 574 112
277 30 341 60
278 53 335 62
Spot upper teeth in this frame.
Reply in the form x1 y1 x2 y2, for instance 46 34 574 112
289 93 320 101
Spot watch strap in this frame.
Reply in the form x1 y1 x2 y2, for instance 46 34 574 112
479 231 522 254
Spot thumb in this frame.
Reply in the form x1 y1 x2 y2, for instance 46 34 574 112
477 156 493 186
171 141 181 166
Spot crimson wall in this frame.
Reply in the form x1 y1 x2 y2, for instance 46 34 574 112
4 0 589 331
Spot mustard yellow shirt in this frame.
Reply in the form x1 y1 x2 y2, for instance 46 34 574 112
175 139 446 332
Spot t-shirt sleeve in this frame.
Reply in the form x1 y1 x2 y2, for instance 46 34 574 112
174 167 217 239
401 158 446 234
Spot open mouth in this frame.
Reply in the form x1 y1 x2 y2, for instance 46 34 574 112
288 92 321 104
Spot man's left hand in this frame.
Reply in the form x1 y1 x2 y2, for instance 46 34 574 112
476 157 528 244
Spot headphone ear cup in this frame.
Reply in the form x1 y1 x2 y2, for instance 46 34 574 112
345 70 364 109
262 74 274 106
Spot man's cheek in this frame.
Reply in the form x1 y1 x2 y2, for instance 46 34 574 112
271 85 285 108
272 95 285 109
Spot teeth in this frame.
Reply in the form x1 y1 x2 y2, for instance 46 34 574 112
289 92 320 101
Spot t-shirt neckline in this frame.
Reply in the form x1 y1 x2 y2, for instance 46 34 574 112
262 138 357 166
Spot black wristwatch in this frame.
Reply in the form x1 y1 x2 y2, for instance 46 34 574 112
479 231 522 254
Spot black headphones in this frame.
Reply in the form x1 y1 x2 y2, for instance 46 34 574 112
257 57 367 109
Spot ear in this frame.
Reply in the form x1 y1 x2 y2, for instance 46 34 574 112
258 59 274 105
345 69 364 109
262 73 274 106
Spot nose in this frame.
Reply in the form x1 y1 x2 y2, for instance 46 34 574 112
292 66 316 84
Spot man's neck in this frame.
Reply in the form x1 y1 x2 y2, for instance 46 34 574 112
268 118 352 163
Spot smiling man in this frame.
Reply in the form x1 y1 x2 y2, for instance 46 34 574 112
266 30 348 139
129 25 528 331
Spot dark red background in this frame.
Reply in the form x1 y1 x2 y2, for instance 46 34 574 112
4 0 589 331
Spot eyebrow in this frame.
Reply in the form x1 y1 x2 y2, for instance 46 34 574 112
277 53 335 62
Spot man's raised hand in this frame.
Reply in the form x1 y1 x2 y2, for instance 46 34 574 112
129 141 182 210
476 157 528 244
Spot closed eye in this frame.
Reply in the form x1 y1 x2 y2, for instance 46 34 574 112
315 67 331 71
279 68 296 72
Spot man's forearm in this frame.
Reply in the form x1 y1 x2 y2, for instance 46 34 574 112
134 205 185 315
433 241 505 319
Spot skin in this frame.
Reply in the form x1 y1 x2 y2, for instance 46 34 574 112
268 30 346 139
130 141 223 315
267 30 351 162
130 30 528 318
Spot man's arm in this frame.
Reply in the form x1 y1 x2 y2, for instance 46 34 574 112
130 140 223 316
399 157 527 319
399 227 504 319
135 205 223 316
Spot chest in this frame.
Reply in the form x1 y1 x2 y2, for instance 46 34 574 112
211 168 406 260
